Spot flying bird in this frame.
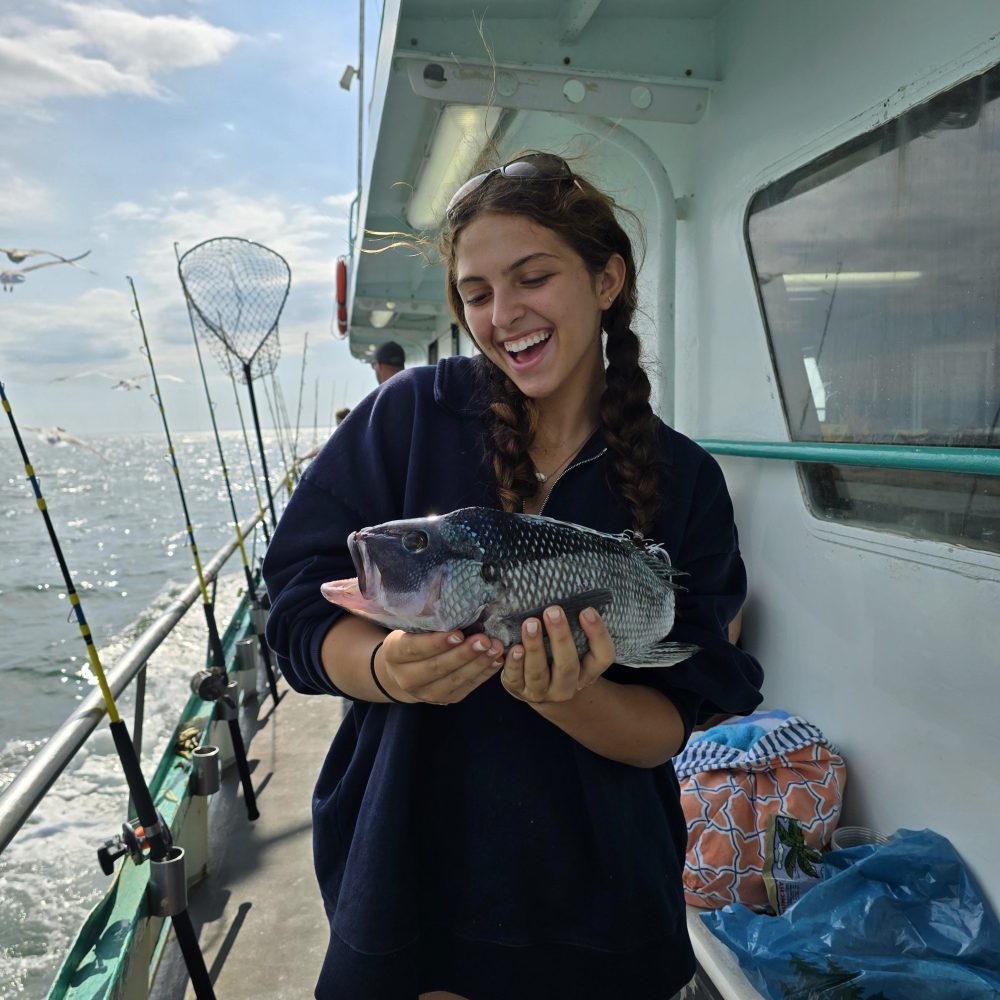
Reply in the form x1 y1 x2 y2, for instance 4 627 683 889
1 251 93 293
1 248 87 265
23 425 105 459
51 371 186 391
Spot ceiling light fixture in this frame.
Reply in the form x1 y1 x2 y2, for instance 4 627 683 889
405 104 502 231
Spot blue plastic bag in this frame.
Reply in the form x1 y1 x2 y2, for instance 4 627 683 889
701 828 1000 999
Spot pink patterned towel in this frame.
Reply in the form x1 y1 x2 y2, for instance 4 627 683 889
674 710 846 910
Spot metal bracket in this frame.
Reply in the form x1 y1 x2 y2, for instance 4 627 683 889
399 51 715 125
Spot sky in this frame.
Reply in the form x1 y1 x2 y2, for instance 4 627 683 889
0 0 382 440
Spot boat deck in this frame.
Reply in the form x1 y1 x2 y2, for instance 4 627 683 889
151 686 344 1000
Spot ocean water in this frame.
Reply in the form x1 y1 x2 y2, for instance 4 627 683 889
0 427 317 999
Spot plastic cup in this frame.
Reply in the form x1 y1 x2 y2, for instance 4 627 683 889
830 825 889 850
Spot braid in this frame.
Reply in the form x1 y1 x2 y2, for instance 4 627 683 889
600 315 668 536
480 360 540 512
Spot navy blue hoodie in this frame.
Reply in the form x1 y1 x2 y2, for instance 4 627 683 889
263 355 763 999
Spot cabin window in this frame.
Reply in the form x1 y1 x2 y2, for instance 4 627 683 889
747 63 1000 554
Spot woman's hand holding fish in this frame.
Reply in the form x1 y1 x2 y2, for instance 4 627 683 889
378 629 505 706
501 605 616 704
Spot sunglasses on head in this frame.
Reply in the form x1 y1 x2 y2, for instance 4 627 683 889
445 153 574 218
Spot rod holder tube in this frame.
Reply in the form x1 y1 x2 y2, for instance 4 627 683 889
190 745 220 796
216 683 239 722
250 607 269 634
149 845 188 917
234 638 259 700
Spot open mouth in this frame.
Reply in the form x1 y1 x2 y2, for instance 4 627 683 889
503 330 552 366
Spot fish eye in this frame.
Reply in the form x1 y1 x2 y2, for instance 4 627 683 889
401 530 429 553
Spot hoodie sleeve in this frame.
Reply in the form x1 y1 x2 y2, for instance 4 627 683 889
262 377 418 697
606 445 764 739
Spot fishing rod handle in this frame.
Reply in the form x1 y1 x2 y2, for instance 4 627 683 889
110 720 170 862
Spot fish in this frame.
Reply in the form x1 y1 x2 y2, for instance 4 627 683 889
320 507 699 668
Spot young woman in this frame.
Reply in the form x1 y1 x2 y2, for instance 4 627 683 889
263 153 764 1000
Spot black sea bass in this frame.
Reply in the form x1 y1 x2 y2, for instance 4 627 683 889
321 507 699 668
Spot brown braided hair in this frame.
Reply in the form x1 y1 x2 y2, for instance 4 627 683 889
440 159 668 535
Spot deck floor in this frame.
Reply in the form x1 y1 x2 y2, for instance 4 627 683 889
151 683 344 1000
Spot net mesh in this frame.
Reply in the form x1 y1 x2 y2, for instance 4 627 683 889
177 237 291 383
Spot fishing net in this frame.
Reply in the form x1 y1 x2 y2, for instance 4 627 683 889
177 237 291 384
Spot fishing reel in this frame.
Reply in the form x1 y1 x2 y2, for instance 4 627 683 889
97 811 171 875
190 666 231 703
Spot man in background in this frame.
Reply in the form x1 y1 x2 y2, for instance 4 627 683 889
372 340 405 384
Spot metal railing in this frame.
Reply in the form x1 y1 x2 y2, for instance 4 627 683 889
0 508 266 854
696 439 1000 476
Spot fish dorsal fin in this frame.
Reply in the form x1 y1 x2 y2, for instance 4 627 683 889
618 531 685 588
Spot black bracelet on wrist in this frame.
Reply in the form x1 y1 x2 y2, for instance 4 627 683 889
370 640 405 704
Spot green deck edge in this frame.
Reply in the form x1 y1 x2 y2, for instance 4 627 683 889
47 589 256 1000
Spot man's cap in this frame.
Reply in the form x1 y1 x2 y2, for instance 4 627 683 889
373 341 405 367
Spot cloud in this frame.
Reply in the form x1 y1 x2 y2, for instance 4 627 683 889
322 191 356 209
0 160 53 225
100 186 351 291
107 200 159 222
0 4 240 114
0 286 136 367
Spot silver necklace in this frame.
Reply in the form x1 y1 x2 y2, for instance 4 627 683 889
532 427 597 483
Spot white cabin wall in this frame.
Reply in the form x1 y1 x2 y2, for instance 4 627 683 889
666 0 1000 905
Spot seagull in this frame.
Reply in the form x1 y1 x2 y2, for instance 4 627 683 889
0 248 86 265
1 251 93 292
51 371 186 391
23 425 105 459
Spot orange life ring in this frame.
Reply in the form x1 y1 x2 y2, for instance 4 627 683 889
335 256 347 307
335 256 348 334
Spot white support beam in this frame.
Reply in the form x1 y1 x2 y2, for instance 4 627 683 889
401 51 715 125
558 0 603 42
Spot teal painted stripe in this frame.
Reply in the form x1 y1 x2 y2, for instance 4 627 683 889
696 439 1000 476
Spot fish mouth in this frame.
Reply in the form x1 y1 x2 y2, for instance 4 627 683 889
347 531 367 595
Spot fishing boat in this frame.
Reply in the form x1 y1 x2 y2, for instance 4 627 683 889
3 0 999 997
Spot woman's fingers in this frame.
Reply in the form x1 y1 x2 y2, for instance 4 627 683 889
502 606 617 704
577 607 616 688
511 606 578 702
384 630 503 704
541 606 580 699
518 615 549 700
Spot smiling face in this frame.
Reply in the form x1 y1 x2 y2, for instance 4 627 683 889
453 213 625 405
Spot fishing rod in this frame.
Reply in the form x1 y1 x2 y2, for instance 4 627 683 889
128 277 227 671
312 375 320 449
174 244 281 705
225 358 271 542
268 366 299 486
291 331 309 464
128 277 260 821
0 380 216 1000
262 375 295 497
